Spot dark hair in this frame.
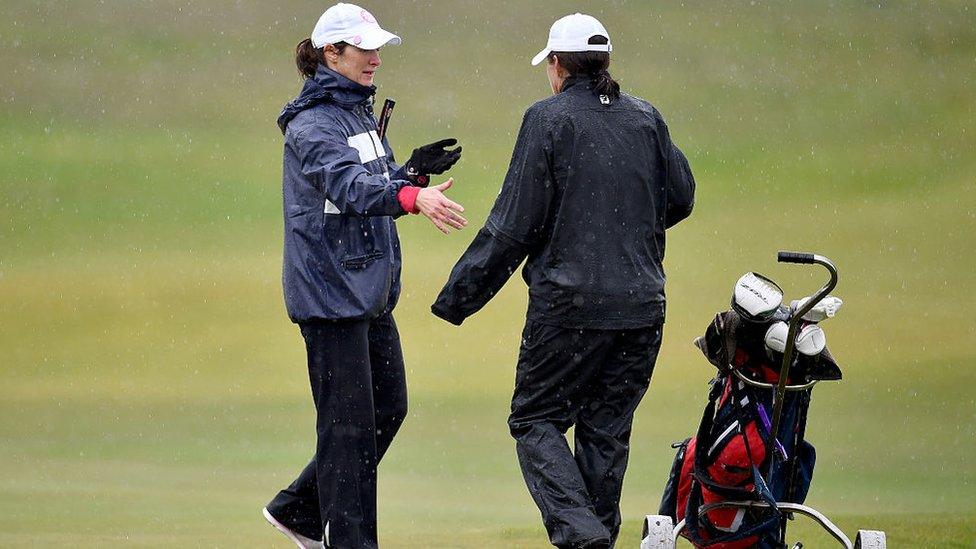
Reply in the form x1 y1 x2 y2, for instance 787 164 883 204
294 38 348 79
548 35 620 99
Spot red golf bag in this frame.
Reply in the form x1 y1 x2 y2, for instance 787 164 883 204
658 310 841 549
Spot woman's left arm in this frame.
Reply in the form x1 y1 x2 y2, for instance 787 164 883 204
297 120 409 217
382 135 407 181
384 136 462 188
653 111 696 228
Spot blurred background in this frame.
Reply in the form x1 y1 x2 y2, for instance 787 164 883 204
1 1 973 546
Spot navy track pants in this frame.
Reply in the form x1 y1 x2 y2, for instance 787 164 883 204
266 313 407 548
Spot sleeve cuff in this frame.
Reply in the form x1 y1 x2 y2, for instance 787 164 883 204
397 185 421 214
431 303 465 326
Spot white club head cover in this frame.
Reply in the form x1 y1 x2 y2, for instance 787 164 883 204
765 322 827 356
795 324 827 356
765 321 789 354
791 295 843 323
733 273 784 320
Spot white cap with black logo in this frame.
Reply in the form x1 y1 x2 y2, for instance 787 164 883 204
531 13 612 66
311 3 401 50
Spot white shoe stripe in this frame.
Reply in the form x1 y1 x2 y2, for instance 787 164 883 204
263 507 324 549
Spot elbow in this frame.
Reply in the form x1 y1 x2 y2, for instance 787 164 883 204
326 193 368 216
665 201 694 229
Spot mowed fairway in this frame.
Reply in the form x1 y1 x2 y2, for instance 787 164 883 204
1 1 974 547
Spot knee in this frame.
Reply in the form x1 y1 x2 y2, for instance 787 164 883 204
508 408 534 438
508 415 568 441
508 416 527 439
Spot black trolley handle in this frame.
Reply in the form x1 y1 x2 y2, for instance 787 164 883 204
765 251 838 482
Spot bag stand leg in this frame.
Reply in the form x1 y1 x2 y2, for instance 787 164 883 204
640 515 675 549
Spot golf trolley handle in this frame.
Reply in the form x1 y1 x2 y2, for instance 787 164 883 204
765 252 837 483
778 251 816 264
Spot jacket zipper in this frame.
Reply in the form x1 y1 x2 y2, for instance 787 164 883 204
356 104 384 255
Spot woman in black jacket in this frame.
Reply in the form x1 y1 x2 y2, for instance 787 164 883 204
433 13 695 549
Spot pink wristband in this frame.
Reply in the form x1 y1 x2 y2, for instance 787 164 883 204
397 185 421 214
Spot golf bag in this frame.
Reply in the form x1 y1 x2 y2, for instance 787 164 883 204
658 307 841 549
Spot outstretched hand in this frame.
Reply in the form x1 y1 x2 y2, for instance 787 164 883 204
415 178 467 234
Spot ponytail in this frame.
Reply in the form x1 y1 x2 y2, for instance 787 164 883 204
295 38 322 79
591 68 620 100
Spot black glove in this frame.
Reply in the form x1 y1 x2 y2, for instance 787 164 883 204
404 138 462 186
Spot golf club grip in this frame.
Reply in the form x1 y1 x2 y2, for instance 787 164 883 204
778 251 815 264
377 98 395 141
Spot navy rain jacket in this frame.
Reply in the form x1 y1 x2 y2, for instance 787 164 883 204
432 76 695 330
278 65 414 322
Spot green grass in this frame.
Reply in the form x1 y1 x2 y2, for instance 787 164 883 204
1 0 974 546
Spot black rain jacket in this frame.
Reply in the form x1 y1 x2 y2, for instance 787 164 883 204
432 76 696 329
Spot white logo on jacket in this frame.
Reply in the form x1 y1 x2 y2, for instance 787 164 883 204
323 130 389 215
347 130 386 164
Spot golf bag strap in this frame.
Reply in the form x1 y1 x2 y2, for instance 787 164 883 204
692 473 756 501
729 377 781 511
728 377 763 470
691 376 763 501
690 380 721 481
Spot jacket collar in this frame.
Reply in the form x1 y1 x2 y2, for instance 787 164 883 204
560 74 594 94
277 65 376 134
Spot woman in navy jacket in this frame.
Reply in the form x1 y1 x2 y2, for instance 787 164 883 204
263 4 465 548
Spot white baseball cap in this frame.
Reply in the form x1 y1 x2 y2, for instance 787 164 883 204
531 13 612 66
311 3 401 50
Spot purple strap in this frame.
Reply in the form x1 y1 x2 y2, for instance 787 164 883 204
757 403 788 459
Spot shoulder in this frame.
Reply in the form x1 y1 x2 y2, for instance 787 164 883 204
620 92 653 110
529 90 585 115
619 93 675 137
287 103 346 142
523 95 560 122
520 93 584 131
619 93 664 120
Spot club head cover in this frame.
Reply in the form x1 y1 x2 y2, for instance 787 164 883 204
791 295 843 323
731 272 784 322
795 323 827 356
764 321 789 354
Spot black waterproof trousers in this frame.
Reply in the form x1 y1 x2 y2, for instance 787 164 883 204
508 320 664 549
266 313 407 549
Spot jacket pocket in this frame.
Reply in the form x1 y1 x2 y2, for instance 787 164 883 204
341 251 385 270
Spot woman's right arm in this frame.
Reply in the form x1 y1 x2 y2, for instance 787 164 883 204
430 105 554 325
